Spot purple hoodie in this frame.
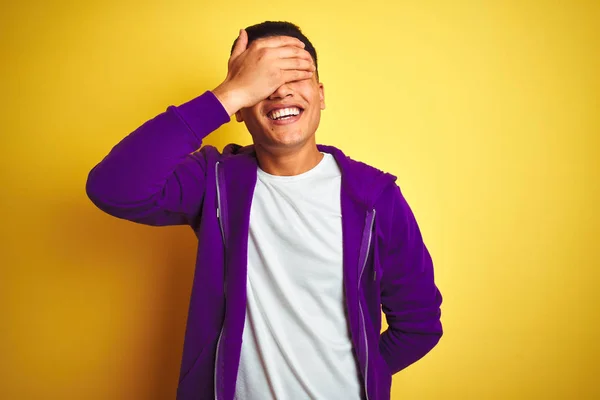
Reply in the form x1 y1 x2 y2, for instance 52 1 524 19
86 91 443 400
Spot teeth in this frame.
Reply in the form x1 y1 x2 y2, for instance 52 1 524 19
268 107 301 120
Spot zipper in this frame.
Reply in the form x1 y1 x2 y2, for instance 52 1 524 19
358 209 376 400
359 305 370 400
214 162 227 400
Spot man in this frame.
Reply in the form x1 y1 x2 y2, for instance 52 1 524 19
86 21 442 400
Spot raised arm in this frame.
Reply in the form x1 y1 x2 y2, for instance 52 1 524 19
85 91 230 226
86 29 316 226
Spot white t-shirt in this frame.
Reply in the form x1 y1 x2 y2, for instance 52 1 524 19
234 153 362 400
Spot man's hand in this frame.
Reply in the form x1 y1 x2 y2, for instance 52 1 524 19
212 29 316 116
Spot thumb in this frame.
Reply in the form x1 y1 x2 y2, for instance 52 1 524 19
231 29 248 59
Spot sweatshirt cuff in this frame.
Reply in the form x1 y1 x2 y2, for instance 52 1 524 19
173 91 231 141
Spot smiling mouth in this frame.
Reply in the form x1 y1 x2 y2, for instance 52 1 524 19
267 106 304 121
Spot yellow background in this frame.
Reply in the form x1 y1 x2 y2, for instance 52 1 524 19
2 0 599 399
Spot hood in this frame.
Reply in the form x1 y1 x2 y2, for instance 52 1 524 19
317 144 397 209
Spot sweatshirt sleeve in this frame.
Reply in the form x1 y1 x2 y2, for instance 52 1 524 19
379 185 443 373
85 91 230 226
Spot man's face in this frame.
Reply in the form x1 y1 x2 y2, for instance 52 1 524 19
235 73 325 151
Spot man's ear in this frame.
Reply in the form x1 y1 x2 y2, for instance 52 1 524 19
319 82 325 110
235 110 244 122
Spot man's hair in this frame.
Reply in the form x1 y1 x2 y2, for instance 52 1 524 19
231 21 319 77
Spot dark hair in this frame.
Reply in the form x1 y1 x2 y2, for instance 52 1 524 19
231 21 319 77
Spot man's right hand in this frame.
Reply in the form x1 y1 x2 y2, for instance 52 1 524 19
212 29 316 117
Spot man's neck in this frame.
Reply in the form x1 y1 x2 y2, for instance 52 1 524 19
254 142 324 177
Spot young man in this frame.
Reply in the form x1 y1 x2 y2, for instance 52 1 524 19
86 21 442 400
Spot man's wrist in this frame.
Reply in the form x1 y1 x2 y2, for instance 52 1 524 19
212 83 245 117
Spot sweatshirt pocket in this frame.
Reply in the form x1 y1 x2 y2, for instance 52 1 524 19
373 221 383 282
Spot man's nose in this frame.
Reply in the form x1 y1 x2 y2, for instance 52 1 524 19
268 84 293 100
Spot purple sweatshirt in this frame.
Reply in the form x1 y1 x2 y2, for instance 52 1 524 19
86 91 443 400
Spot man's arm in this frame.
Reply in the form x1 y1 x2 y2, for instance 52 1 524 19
86 29 315 226
85 91 230 226
379 185 443 374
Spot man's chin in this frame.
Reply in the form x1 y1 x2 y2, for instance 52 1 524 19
254 132 312 150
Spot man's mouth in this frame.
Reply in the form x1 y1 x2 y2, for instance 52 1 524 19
267 107 304 121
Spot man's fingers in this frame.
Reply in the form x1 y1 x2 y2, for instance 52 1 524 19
254 35 306 50
282 70 314 83
278 58 316 72
231 29 248 60
275 46 314 62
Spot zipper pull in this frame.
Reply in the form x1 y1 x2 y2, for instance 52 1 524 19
373 269 377 281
